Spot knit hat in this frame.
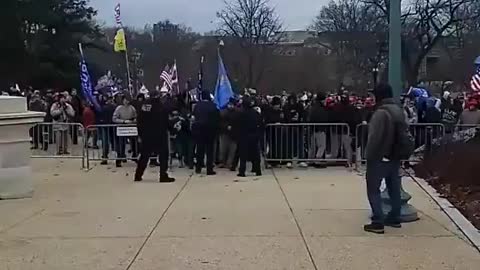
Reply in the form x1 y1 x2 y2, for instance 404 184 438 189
371 83 393 102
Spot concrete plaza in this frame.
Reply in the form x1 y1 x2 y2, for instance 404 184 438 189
1 159 479 270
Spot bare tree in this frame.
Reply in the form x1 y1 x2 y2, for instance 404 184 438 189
364 0 479 85
216 0 283 89
310 0 387 87
311 0 385 32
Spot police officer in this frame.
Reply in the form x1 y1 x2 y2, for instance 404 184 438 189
192 91 220 175
237 97 263 177
134 90 175 182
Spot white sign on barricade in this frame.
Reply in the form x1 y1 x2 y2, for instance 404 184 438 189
116 126 138 137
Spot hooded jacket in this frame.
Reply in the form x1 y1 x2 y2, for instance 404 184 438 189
366 98 406 161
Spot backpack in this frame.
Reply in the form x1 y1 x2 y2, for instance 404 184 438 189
381 106 415 160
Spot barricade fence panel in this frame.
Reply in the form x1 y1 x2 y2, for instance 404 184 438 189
85 124 140 169
264 123 351 163
30 122 85 168
355 123 460 166
30 122 479 170
85 124 174 169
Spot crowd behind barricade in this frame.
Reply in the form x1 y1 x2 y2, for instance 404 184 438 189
5 82 480 172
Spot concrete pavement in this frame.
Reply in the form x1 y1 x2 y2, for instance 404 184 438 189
0 159 479 270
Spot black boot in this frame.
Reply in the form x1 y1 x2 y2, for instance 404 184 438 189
363 222 385 234
207 170 217 176
385 216 402 228
160 175 175 183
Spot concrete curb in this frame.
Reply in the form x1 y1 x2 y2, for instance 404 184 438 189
408 174 480 252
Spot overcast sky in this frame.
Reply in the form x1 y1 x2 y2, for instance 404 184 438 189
90 0 328 33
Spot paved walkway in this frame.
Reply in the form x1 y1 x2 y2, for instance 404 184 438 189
1 160 479 270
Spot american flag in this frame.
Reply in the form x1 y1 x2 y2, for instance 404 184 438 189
114 4 122 26
171 61 180 95
471 65 480 92
160 64 173 90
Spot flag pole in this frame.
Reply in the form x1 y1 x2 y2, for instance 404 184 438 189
78 43 84 57
124 50 132 96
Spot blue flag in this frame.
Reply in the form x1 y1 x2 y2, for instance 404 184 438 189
79 47 101 112
214 52 234 109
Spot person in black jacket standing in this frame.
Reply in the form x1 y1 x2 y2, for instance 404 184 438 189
364 84 405 234
192 91 220 175
134 90 175 182
237 97 263 177
331 92 358 164
308 93 329 163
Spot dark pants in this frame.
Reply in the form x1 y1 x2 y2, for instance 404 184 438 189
129 137 138 159
238 139 261 175
71 124 79 145
195 136 215 172
135 137 169 179
100 127 114 159
366 159 401 224
116 137 127 159
176 134 193 167
31 125 44 149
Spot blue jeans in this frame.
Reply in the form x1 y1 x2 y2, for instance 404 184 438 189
366 159 401 223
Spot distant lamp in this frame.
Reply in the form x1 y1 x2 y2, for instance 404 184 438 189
219 39 225 47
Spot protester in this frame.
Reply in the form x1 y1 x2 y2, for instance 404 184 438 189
331 92 358 165
307 92 328 166
50 93 75 155
283 94 306 168
69 88 83 145
364 84 408 234
170 109 193 168
29 90 47 149
96 95 116 164
82 103 97 148
458 99 480 125
218 98 239 170
112 94 137 167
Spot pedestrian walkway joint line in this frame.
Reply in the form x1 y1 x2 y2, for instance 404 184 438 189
0 208 45 234
271 169 319 270
125 173 194 270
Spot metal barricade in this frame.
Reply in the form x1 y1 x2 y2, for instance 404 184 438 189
30 122 85 168
409 123 445 161
264 123 351 164
355 123 446 165
85 124 140 169
355 123 369 166
450 124 480 142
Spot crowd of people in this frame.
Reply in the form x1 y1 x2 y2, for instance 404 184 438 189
6 82 480 235
3 82 480 179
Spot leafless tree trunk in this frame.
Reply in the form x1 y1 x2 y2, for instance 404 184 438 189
216 0 283 89
364 0 479 85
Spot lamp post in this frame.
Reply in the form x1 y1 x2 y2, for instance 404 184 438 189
381 0 419 223
372 67 379 88
389 0 402 100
